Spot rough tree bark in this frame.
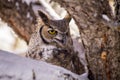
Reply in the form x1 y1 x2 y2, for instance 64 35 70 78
51 0 120 80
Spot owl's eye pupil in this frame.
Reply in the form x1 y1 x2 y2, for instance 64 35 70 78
51 30 54 32
48 30 57 35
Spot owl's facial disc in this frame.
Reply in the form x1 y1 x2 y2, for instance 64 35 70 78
40 25 68 48
47 28 67 48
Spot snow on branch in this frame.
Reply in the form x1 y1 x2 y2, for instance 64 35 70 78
0 50 88 80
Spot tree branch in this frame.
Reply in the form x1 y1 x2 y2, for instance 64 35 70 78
0 50 88 80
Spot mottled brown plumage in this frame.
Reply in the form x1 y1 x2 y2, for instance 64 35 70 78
26 11 85 74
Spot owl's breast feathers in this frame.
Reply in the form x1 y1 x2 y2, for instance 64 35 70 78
50 49 85 74
27 47 85 74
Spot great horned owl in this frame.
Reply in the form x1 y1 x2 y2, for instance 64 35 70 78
26 11 85 74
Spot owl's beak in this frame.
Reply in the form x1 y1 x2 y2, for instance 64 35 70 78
58 38 66 45
54 36 67 48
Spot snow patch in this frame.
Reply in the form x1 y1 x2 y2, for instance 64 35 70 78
8 0 11 2
22 0 36 5
0 20 27 54
70 19 80 38
27 12 30 18
0 22 15 51
32 5 41 15
39 0 61 19
26 12 33 20
93 13 97 17
72 37 88 73
102 14 110 21
0 50 89 80
15 2 20 10
15 2 19 7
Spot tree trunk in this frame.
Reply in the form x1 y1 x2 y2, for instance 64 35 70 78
52 0 120 80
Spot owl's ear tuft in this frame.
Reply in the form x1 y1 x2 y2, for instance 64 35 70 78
38 10 49 24
64 13 71 23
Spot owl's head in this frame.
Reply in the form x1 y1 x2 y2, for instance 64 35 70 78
38 11 72 48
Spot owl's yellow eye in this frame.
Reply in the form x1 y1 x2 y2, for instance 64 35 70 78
48 30 57 35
